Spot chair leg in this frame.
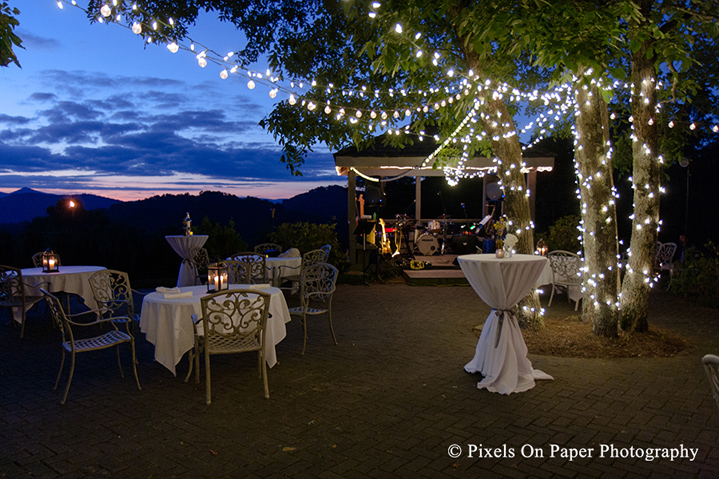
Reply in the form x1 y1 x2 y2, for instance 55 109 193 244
61 351 76 405
301 313 308 355
130 339 141 391
574 299 580 311
257 350 262 378
328 310 337 345
184 349 195 383
548 284 555 307
54 349 66 390
195 344 201 384
116 346 125 378
19 305 27 339
204 349 212 405
261 352 269 399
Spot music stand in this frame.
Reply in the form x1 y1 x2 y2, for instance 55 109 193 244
353 219 377 285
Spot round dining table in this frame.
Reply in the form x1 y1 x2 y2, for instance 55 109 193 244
457 253 553 394
17 265 106 321
140 284 291 376
165 235 209 287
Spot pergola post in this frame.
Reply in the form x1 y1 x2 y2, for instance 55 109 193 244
415 176 422 220
348 169 357 266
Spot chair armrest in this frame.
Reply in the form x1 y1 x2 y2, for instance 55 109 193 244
65 314 131 329
25 280 50 289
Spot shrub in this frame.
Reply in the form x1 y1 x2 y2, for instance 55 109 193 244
269 222 345 268
669 242 719 308
547 215 582 253
196 217 248 258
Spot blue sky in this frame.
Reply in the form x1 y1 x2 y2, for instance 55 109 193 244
0 1 343 201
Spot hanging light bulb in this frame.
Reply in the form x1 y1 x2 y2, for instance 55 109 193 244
370 111 377 119
269 89 278 99
100 4 112 17
324 105 331 114
132 22 142 34
167 42 179 53
197 57 207 68
288 94 297 105
247 79 256 89
220 69 228 79
355 110 362 118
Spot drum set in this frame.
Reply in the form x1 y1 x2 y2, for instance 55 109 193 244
389 214 464 257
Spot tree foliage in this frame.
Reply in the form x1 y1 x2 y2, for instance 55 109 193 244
0 1 22 68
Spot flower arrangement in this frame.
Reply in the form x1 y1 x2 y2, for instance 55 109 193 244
492 216 508 249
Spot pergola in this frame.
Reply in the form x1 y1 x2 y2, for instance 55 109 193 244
333 133 555 264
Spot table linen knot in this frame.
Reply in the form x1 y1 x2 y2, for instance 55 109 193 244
491 308 516 348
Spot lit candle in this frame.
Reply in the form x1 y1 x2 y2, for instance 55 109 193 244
495 248 505 258
48 258 56 269
214 275 220 291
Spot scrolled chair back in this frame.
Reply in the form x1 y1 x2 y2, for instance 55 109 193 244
41 289 72 342
228 252 267 284
0 265 21 301
300 262 339 302
89 269 135 316
547 250 582 283
200 289 270 342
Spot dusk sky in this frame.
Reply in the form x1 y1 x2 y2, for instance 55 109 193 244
0 2 344 201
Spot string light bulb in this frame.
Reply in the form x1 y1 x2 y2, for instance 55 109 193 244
131 22 141 34
100 4 111 17
167 42 179 53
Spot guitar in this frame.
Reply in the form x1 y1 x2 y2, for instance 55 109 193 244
378 218 392 254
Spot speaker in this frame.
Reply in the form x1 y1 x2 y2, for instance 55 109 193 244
364 185 384 206
451 234 480 254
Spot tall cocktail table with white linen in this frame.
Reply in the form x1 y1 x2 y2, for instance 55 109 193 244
458 254 553 394
16 266 106 321
140 284 290 375
165 235 209 287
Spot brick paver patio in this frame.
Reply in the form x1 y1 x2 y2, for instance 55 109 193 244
1 284 717 478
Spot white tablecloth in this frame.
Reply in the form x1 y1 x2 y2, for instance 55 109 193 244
140 284 290 376
165 235 209 287
266 256 302 286
17 266 106 322
458 254 553 394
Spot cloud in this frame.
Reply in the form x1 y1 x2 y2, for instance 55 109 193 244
0 114 31 125
1 67 341 198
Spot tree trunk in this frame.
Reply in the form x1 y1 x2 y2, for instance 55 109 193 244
620 7 661 333
574 79 620 337
483 99 543 330
458 18 543 330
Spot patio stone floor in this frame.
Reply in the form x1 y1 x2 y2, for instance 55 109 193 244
1 284 718 478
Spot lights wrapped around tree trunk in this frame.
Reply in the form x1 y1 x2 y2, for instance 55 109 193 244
42 249 60 273
207 261 229 293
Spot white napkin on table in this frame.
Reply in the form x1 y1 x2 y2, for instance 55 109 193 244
279 248 301 258
156 286 181 294
163 291 194 299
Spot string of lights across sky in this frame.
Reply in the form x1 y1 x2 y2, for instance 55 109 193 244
55 0 718 187
54 0 717 305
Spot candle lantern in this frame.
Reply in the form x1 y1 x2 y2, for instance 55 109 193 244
42 249 60 273
207 261 229 293
536 238 548 256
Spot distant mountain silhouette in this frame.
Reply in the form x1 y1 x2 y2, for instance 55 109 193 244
106 187 349 245
0 188 120 224
0 186 349 245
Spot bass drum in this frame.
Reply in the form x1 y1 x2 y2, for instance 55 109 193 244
416 234 439 255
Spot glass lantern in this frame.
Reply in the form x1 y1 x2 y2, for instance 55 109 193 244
42 249 60 273
207 261 229 293
536 238 548 256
